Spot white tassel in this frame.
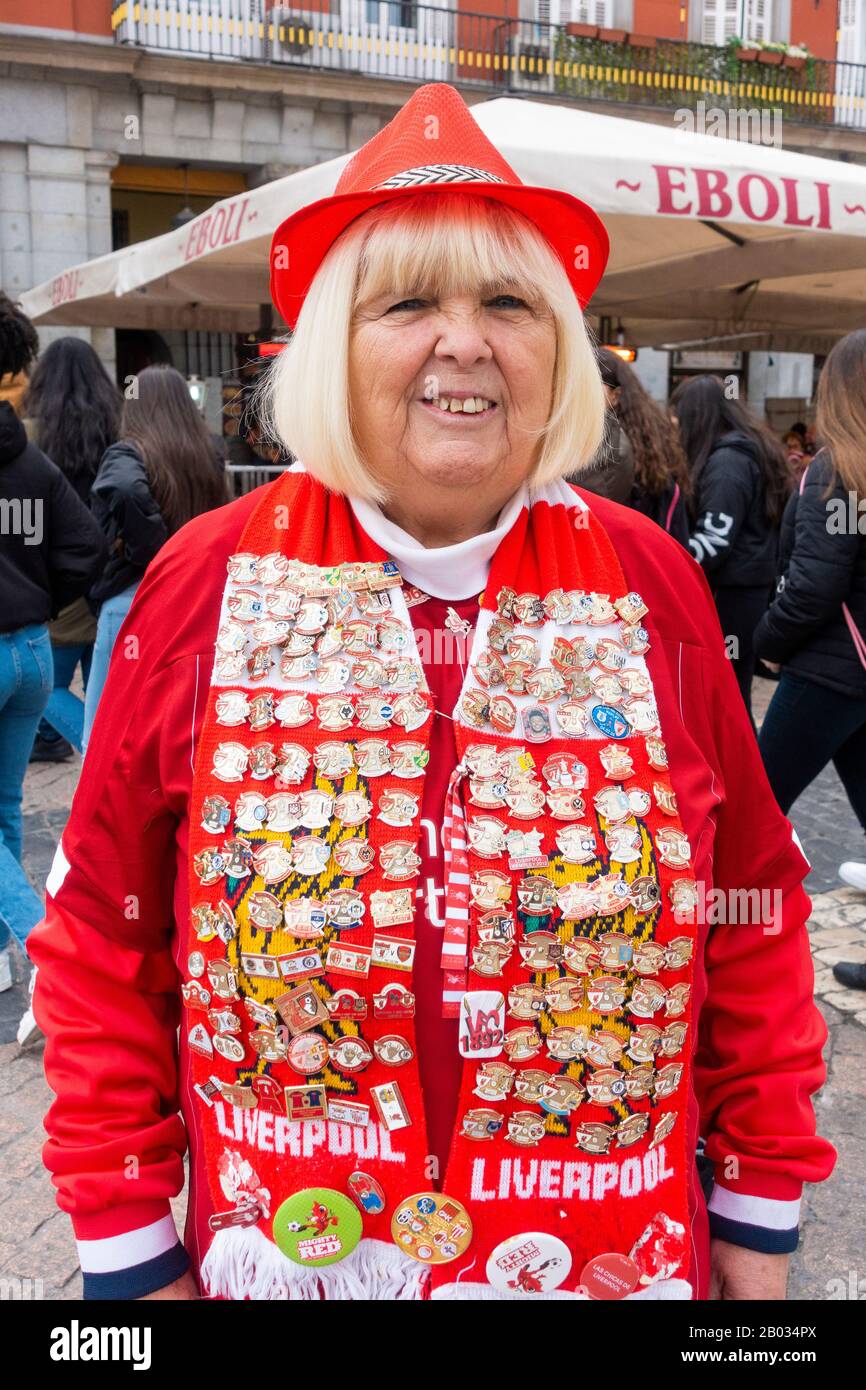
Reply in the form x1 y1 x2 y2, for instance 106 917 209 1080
201 1228 428 1302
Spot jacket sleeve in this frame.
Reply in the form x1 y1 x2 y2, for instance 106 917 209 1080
688 448 754 576
27 564 202 1298
46 463 109 615
754 461 858 664
694 623 836 1252
91 453 168 572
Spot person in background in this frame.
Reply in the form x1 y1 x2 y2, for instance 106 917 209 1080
0 292 106 1018
23 338 121 761
82 364 228 752
597 348 691 544
783 426 806 472
568 348 634 503
673 375 789 723
754 331 866 992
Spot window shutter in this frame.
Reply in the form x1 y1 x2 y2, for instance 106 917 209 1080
701 0 742 46
743 0 773 45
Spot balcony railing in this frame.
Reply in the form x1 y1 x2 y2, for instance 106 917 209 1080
110 3 866 131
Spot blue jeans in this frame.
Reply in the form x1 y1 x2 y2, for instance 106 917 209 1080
0 624 52 953
37 642 93 751
759 669 866 829
82 584 139 756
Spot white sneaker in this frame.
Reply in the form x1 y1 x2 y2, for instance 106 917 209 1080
16 968 42 1048
0 951 12 993
16 1004 41 1047
839 862 866 893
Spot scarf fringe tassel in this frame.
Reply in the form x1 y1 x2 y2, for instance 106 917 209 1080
201 1227 429 1301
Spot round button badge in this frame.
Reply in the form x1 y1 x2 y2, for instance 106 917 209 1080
391 1192 473 1265
486 1232 572 1294
286 1032 330 1075
272 1188 362 1267
579 1251 640 1300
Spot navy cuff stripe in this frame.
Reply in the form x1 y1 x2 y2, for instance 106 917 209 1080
708 1212 800 1255
82 1241 191 1300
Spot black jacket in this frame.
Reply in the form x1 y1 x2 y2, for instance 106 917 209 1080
754 451 866 698
688 431 779 589
89 440 168 608
0 401 107 635
630 478 691 549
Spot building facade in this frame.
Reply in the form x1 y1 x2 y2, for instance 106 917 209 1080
0 0 862 409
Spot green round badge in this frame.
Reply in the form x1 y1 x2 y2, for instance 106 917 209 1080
272 1188 362 1268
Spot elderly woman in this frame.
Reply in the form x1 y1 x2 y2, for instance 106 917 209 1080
29 84 833 1303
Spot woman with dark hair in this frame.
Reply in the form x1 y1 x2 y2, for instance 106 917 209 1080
0 294 106 1012
598 348 691 545
23 338 121 760
755 331 866 990
81 364 227 751
672 375 789 721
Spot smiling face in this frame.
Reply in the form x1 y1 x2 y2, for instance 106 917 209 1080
348 285 557 507
265 193 605 534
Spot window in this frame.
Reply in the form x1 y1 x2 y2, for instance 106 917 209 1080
742 0 773 44
839 0 865 64
700 0 741 46
572 1 614 23
365 2 416 26
540 1 613 24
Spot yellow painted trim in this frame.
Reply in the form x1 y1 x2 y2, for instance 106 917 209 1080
112 163 247 197
110 9 861 126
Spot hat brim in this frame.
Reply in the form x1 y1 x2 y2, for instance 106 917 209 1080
270 183 609 331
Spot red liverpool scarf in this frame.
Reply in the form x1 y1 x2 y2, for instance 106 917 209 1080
187 470 698 1301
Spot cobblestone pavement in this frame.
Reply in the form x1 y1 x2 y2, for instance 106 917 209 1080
1 677 865 1300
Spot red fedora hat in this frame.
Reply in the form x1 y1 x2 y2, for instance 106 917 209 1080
270 82 608 331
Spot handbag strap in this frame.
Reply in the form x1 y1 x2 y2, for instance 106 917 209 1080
665 481 680 534
843 604 866 673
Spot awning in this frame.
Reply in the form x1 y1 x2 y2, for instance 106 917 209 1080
21 95 866 350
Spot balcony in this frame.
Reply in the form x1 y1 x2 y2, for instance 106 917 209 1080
110 3 866 131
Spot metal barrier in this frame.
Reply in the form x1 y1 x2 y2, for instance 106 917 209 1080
225 462 287 497
110 3 866 130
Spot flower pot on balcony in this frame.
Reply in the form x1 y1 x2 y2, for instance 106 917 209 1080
627 34 657 50
598 28 628 44
735 46 759 61
565 23 598 39
783 54 807 70
757 50 784 65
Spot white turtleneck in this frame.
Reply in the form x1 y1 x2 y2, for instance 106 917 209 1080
348 485 529 601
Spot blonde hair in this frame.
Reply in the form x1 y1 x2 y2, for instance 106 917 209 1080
261 192 604 504
816 329 866 498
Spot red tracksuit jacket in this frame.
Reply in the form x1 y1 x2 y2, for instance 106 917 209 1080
28 485 836 1298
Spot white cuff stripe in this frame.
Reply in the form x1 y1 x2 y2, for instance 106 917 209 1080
46 841 70 898
791 825 811 869
76 1214 180 1273
708 1187 800 1230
